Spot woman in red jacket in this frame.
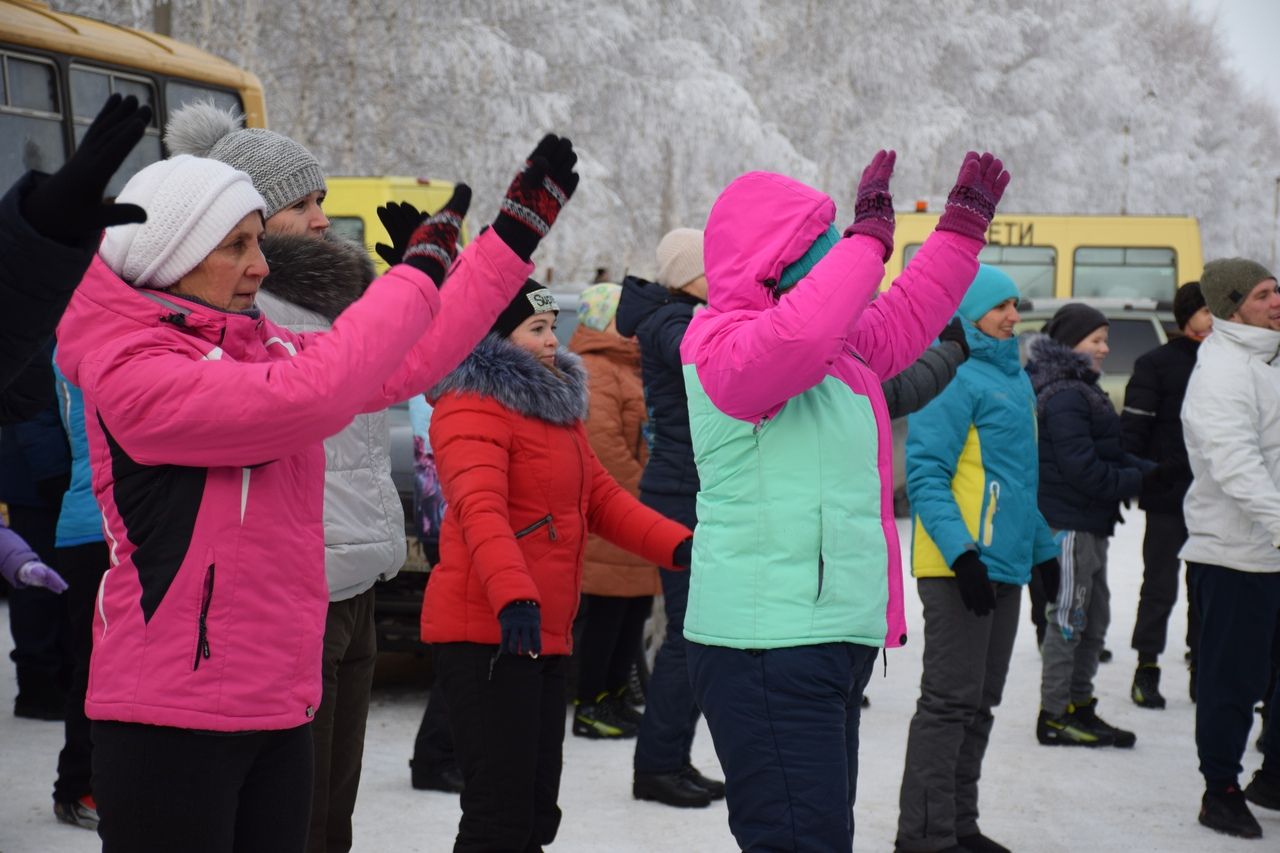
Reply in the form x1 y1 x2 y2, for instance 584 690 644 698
421 279 693 853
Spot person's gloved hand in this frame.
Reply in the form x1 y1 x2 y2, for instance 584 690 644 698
20 93 151 245
1142 460 1173 488
672 537 693 570
936 151 1011 243
843 149 896 261
497 600 541 657
951 550 995 616
1035 557 1061 604
15 560 68 593
491 134 579 261
938 316 970 360
401 184 472 288
375 200 423 268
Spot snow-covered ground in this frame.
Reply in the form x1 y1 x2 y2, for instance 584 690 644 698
1 515 1274 852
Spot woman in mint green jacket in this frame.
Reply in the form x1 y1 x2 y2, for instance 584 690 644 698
896 265 1059 853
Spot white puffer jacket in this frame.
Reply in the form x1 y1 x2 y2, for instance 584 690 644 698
1181 318 1280 573
256 234 406 600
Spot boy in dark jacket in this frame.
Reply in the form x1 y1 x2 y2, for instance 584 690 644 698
1028 303 1153 749
1121 282 1211 708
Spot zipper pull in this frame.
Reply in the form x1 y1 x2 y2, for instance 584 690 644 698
548 517 558 540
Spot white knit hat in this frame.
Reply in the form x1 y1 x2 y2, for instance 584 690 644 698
99 155 266 289
655 228 705 291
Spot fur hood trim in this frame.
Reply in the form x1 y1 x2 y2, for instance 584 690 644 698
259 233 375 321
431 334 589 424
1026 333 1099 388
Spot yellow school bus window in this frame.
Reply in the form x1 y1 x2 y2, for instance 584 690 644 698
70 66 162 196
165 81 243 119
327 216 366 247
0 53 65 187
904 243 1055 299
1074 247 1176 301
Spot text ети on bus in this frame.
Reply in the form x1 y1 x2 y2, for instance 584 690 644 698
0 0 266 194
882 211 1203 303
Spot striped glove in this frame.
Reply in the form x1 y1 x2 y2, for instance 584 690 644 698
491 135 579 261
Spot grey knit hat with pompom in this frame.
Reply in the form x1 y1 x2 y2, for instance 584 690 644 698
164 101 325 218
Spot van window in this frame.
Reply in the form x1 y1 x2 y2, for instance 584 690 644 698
70 66 162 195
0 53 65 186
1073 247 1176 301
327 216 365 246
165 81 242 118
1101 318 1161 375
904 243 1056 298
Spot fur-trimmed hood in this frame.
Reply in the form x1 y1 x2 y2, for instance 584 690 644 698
259 232 374 321
430 333 588 424
1026 333 1099 389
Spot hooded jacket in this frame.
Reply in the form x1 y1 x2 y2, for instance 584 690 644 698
1181 319 1280 573
568 324 659 598
1027 334 1148 536
679 171 982 650
55 228 531 731
615 275 702 503
419 335 691 655
255 233 406 602
908 320 1058 584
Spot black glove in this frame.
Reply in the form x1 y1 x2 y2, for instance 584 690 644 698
1142 460 1173 488
497 600 541 657
400 184 471 287
491 134 579 261
20 93 151 245
951 550 996 617
1035 557 1061 604
672 537 693 570
938 316 970 360
374 200 423 268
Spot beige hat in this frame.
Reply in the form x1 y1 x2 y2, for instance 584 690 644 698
655 228 705 291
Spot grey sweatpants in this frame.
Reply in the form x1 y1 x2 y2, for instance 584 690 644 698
1040 530 1110 714
896 578 1022 852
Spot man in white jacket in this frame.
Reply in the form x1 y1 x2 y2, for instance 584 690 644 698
1181 257 1280 840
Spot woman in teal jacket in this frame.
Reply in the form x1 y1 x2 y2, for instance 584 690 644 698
896 265 1059 853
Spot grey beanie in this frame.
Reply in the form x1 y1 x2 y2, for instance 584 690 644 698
1043 302 1109 348
164 101 325 219
1199 258 1276 320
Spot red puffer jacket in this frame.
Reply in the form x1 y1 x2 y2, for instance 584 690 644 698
420 335 691 655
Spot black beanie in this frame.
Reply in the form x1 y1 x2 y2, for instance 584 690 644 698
1173 281 1205 330
491 279 559 338
1043 303 1109 348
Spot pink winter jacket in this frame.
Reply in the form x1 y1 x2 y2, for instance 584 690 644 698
55 228 531 731
680 171 982 648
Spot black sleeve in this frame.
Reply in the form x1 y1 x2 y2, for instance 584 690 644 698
882 342 965 420
1119 351 1160 458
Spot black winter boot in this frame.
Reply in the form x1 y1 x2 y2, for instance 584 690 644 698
1131 664 1167 709
1199 786 1262 838
1070 698 1136 748
957 831 1011 853
573 695 638 739
1245 769 1280 811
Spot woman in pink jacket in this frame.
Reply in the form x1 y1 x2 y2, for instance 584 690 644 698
54 140 576 853
679 151 1009 852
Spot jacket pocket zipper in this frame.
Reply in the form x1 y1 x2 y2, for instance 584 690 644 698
193 564 215 671
816 555 825 601
982 482 1001 547
515 515 557 540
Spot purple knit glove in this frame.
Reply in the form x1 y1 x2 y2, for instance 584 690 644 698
843 149 896 261
16 560 68 593
936 151 1011 242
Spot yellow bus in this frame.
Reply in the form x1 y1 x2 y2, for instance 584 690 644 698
324 176 470 273
0 0 266 193
883 211 1204 303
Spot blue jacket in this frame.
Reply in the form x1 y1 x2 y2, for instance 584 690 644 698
1026 335 1149 535
615 275 701 503
907 321 1058 584
53 353 103 547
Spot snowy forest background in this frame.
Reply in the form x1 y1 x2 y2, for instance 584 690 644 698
57 0 1280 284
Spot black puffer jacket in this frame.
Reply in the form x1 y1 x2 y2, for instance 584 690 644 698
1120 335 1199 515
1027 335 1150 536
615 275 702 503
